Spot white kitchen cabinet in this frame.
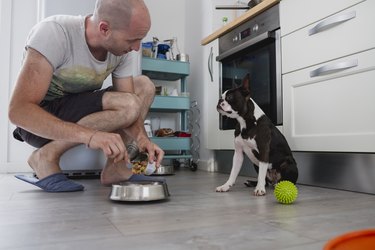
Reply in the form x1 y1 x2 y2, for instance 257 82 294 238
202 1 241 150
280 0 364 36
282 0 374 74
281 0 375 152
283 49 375 152
204 39 221 149
203 39 235 150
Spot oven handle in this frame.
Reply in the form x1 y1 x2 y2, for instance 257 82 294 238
216 31 273 61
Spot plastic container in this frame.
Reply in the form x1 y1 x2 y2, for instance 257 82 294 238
324 229 375 250
157 44 170 59
142 42 153 57
144 162 156 175
144 119 153 137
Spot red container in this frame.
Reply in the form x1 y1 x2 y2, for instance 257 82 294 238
324 229 375 250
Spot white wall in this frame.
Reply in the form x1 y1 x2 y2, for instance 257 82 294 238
1 0 40 173
0 0 13 171
184 0 214 169
143 0 186 52
41 0 96 17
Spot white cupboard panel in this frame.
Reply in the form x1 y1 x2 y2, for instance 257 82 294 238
204 39 235 150
280 0 364 36
282 0 375 74
204 40 220 149
283 50 375 152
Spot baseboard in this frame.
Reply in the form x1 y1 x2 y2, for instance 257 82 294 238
197 159 217 172
293 152 375 195
213 150 375 194
0 162 31 174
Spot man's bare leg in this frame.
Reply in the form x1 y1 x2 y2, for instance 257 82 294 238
28 76 155 185
27 100 139 179
101 76 156 185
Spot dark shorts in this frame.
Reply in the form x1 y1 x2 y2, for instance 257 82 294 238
13 89 108 148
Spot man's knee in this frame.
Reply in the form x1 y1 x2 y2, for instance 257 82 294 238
134 75 155 97
103 92 142 121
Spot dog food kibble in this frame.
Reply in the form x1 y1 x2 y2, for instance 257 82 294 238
132 161 148 174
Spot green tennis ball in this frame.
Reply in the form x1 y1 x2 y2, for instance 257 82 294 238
274 180 298 204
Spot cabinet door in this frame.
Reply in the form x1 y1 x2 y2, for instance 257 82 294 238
204 40 221 149
202 2 237 150
282 0 375 74
204 40 235 150
280 0 364 36
283 49 375 152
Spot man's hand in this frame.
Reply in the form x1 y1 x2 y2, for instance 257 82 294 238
137 137 164 167
87 131 128 164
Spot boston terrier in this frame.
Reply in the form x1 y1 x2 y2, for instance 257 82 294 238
216 74 298 196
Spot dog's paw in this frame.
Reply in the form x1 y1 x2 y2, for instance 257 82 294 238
216 183 232 192
253 185 266 196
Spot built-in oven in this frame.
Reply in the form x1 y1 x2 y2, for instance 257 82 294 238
217 4 282 130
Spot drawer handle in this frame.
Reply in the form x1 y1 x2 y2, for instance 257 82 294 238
310 59 358 77
309 11 356 36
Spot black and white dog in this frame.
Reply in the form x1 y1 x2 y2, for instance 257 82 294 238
216 74 298 196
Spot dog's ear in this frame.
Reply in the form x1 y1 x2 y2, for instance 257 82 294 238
241 74 251 97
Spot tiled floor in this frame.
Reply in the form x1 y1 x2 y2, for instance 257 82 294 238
0 169 374 250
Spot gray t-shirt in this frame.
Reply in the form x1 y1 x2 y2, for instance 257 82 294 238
25 15 133 101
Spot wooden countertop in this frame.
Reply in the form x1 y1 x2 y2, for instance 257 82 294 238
201 0 280 45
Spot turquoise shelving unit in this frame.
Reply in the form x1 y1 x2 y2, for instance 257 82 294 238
141 57 192 164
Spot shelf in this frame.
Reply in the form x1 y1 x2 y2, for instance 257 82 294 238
151 96 190 111
162 154 192 159
150 137 190 151
143 56 192 162
141 57 190 81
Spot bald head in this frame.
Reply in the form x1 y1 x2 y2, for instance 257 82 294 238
93 0 150 31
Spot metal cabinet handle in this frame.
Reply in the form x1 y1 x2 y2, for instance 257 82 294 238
208 46 214 82
310 59 358 77
309 11 356 36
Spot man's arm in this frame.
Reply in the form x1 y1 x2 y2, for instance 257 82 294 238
112 76 164 166
8 48 95 144
8 48 126 162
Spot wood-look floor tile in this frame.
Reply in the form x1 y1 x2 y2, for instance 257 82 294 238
0 169 374 250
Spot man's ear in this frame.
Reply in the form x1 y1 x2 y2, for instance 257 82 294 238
99 21 110 36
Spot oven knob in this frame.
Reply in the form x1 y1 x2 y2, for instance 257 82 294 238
232 35 239 43
252 24 259 33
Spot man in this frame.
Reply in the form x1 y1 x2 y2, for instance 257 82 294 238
8 0 164 192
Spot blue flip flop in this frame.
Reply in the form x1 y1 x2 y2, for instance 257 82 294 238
15 173 84 192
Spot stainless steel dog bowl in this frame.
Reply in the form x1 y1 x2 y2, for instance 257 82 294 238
152 165 174 175
110 181 170 202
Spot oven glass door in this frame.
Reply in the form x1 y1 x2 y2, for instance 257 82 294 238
219 38 279 130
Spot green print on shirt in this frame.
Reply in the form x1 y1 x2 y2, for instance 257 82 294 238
45 66 112 101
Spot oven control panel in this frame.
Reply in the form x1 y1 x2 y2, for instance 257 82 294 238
232 23 260 43
219 4 279 54
240 23 259 39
